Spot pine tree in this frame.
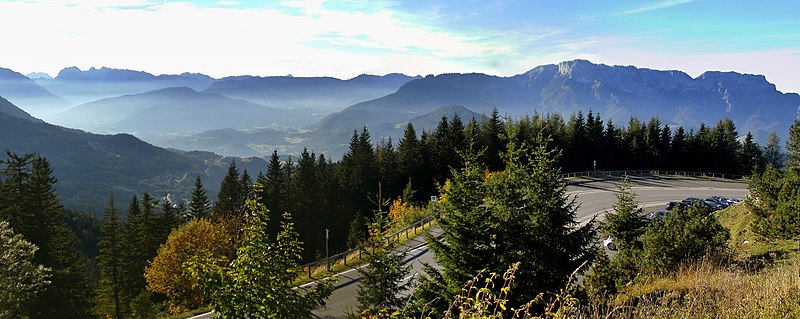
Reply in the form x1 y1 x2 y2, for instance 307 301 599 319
415 133 597 314
189 175 210 220
479 107 506 171
397 123 423 198
601 178 646 250
95 195 125 319
213 161 242 220
355 241 411 314
787 120 800 169
0 153 93 318
738 132 763 174
763 131 784 169
376 138 399 198
159 196 181 242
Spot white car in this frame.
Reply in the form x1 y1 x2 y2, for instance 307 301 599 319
603 235 617 251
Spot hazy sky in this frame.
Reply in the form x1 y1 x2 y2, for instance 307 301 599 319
1 0 798 93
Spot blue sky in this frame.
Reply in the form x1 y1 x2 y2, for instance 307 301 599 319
0 0 798 92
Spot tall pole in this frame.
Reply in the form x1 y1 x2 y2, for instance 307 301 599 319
326 228 330 271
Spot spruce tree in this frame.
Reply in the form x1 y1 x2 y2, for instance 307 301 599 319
479 108 506 171
763 131 784 169
356 215 411 314
189 175 210 220
95 195 125 319
415 133 597 314
214 161 243 220
397 123 423 197
0 153 93 318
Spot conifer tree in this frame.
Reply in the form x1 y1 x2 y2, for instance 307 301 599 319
763 131 784 169
739 132 762 174
95 195 125 319
376 138 399 198
355 238 410 314
601 178 646 250
415 133 597 314
397 123 423 197
213 161 242 220
0 153 93 318
159 196 181 242
479 108 506 171
189 175 210 220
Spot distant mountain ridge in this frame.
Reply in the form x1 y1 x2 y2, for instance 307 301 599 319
318 60 800 147
205 73 419 112
53 86 310 134
0 67 73 117
0 95 40 122
35 66 217 105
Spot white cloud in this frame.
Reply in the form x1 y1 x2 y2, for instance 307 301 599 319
618 0 693 15
0 0 507 78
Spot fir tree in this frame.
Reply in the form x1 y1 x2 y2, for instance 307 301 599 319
0 153 93 318
213 161 242 220
94 195 125 319
763 131 784 169
189 175 210 220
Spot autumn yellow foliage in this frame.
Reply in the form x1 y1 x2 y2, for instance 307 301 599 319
144 218 233 314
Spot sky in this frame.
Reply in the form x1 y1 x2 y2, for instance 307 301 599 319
0 0 798 93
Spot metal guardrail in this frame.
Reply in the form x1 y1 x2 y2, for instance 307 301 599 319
297 169 743 278
558 170 744 181
300 215 436 278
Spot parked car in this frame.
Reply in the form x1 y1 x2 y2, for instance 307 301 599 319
703 199 725 211
643 209 670 225
666 201 687 211
603 235 617 251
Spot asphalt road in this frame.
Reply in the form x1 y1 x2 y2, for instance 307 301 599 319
188 176 750 319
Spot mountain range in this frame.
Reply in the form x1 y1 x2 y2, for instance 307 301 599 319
0 96 266 213
204 73 420 112
0 67 73 117
3 59 798 168
53 86 310 134
34 67 216 105
312 60 800 157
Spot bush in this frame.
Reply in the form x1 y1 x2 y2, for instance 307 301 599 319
640 205 730 276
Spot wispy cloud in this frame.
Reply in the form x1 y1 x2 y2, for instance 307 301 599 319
618 0 693 15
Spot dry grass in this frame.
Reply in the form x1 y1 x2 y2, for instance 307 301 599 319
607 259 800 318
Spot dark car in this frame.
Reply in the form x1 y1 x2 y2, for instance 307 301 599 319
666 201 687 211
642 209 670 225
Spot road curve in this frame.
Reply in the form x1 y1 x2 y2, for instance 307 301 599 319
189 176 750 319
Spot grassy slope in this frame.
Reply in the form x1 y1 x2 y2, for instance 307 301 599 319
607 202 800 318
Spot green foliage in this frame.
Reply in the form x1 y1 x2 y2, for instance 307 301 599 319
354 242 411 314
213 161 243 220
415 132 598 316
601 178 646 250
0 220 51 318
639 205 730 276
187 184 333 318
0 151 93 319
94 195 126 319
748 122 800 240
763 131 784 169
188 175 210 220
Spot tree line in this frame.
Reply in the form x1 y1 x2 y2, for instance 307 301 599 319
1 109 789 318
